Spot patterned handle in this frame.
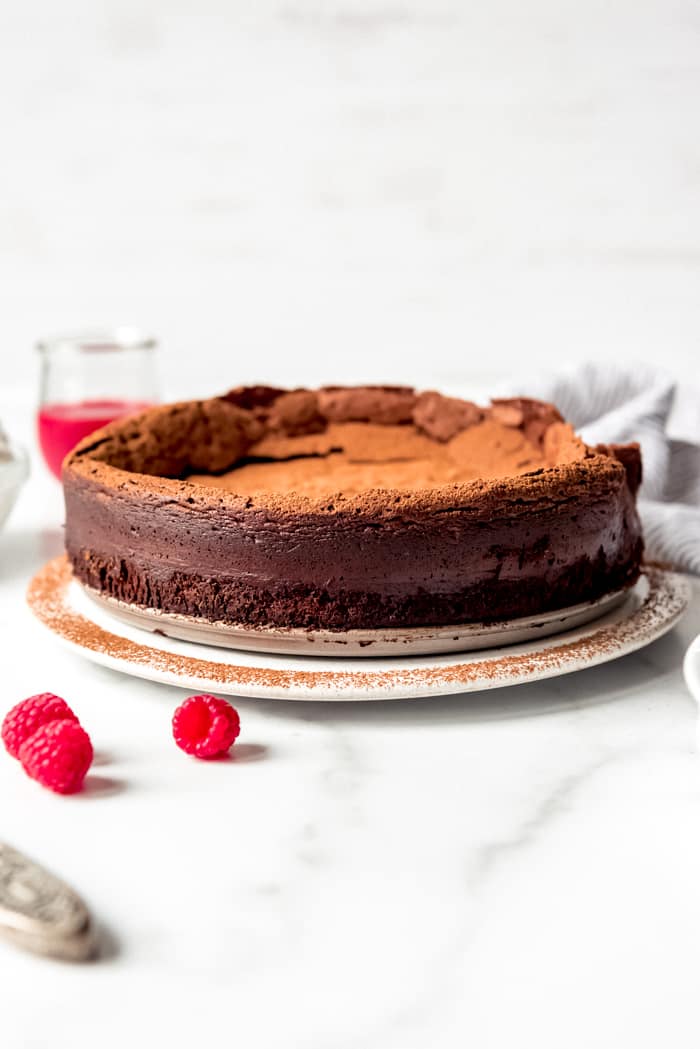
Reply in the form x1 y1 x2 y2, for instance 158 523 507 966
0 842 95 960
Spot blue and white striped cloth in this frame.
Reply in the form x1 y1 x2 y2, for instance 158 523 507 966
497 364 700 575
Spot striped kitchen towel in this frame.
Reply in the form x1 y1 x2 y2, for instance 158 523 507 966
497 363 700 575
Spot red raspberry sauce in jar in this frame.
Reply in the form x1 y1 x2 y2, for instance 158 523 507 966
38 400 153 479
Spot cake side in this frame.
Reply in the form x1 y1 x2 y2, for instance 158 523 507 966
63 385 644 630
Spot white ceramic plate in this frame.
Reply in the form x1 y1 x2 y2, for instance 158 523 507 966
28 557 690 702
683 633 700 702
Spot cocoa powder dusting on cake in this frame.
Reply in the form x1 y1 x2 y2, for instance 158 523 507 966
64 385 621 517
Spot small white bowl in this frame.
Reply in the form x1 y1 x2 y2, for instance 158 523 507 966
684 633 700 703
0 443 29 530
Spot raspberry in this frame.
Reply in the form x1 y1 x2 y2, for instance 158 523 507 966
172 695 240 759
2 693 78 760
19 721 93 795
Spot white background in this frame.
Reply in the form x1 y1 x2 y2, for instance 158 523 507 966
2 4 700 1048
2 0 699 397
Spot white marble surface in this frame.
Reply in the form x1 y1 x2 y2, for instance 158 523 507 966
2 402 700 1049
2 2 700 1045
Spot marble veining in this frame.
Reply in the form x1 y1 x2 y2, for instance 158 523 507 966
464 755 615 893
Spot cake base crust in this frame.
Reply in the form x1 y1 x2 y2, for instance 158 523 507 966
72 545 641 631
80 578 631 657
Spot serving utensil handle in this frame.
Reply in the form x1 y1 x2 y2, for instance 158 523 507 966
0 842 96 961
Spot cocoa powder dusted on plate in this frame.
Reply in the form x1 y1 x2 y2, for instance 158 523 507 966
26 557 689 701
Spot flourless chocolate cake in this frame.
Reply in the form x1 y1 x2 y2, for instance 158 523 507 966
63 385 644 630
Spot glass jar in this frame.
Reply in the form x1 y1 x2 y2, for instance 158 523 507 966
36 327 160 479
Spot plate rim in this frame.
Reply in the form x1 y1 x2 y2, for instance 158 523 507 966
27 556 691 701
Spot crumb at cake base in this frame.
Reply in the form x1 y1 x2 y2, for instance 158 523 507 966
62 385 644 631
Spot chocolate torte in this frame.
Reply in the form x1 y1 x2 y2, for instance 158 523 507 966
63 385 644 631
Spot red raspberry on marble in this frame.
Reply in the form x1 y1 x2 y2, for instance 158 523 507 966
172 695 240 759
1 693 78 760
18 720 93 795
